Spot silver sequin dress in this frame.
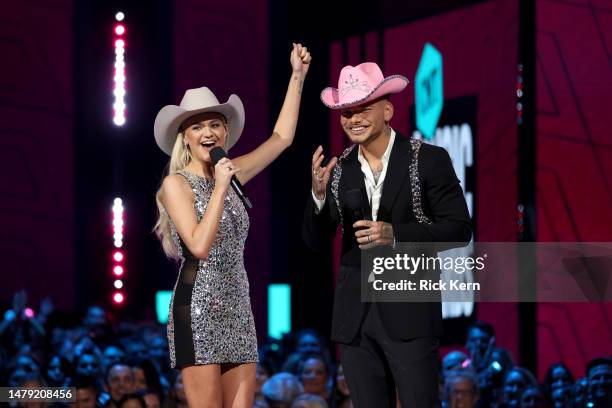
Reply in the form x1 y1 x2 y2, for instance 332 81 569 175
166 170 258 369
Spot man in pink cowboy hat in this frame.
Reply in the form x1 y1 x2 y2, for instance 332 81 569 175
303 62 471 407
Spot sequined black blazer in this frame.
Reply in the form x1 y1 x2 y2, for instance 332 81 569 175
302 132 472 344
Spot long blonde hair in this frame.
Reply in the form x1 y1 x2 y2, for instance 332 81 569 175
153 116 229 260
153 133 192 260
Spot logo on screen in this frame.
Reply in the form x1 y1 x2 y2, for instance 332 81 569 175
415 43 444 140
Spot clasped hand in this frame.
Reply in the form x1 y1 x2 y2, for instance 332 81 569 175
353 220 394 249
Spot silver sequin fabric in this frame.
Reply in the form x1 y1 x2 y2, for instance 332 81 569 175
166 170 258 368
330 145 356 235
409 139 433 225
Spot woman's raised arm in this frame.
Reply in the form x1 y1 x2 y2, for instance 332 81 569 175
233 43 311 184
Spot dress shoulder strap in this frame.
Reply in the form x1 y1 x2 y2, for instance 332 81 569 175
174 170 198 189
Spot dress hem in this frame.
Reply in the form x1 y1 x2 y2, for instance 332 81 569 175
172 358 259 370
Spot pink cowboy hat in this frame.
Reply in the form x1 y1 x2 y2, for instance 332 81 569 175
320 62 409 109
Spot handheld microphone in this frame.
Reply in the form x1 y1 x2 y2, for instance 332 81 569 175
345 188 368 225
209 146 253 209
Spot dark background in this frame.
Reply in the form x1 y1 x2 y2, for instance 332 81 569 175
1 0 611 379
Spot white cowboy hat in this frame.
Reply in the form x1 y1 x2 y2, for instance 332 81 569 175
154 86 245 155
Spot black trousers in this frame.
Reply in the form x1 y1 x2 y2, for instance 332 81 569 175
340 303 441 408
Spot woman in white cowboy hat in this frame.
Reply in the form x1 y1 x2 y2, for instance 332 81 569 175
153 43 311 407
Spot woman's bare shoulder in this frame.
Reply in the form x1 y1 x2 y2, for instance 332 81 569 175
160 173 192 203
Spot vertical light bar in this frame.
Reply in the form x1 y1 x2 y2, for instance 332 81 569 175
113 11 126 126
268 284 291 339
156 291 172 324
111 197 125 305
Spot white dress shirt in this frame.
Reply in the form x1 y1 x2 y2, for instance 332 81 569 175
312 129 396 221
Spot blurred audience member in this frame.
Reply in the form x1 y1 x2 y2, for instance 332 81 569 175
146 335 169 372
117 392 146 408
262 373 304 408
444 369 479 408
18 373 48 408
519 385 546 408
291 394 329 408
298 355 330 401
75 350 103 379
550 384 572 408
103 345 126 372
0 290 46 355
573 377 588 408
140 389 162 408
104 363 135 408
465 321 495 373
586 357 612 407
476 347 514 407
332 364 352 408
72 375 100 408
501 367 537 408
543 362 573 396
443 351 470 373
163 372 187 408
130 359 162 393
282 330 327 374
45 354 72 387
256 362 273 402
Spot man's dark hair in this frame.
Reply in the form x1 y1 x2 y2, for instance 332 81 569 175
105 361 131 383
587 357 612 376
468 320 495 338
127 358 163 398
70 375 99 392
117 391 147 408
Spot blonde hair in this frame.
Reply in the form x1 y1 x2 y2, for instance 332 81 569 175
153 115 229 260
153 133 192 260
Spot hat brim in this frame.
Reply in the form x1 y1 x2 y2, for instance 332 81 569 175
154 94 245 155
320 75 409 109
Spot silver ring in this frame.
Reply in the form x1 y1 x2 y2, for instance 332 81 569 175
367 234 371 243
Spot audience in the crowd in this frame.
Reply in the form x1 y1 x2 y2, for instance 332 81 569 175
291 393 329 408
72 375 100 408
103 345 127 373
45 354 72 387
164 372 188 408
443 350 470 373
297 355 330 401
519 385 546 408
1 290 611 408
586 357 612 407
331 364 352 408
501 367 539 407
542 362 573 407
105 363 137 407
255 362 273 403
444 369 480 408
262 372 304 408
